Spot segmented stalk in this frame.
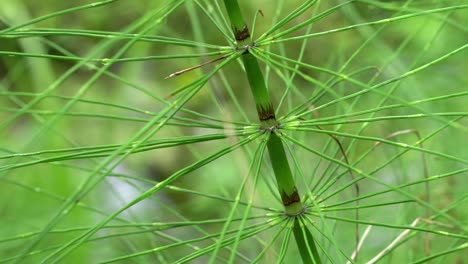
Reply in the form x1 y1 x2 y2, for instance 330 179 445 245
223 0 303 216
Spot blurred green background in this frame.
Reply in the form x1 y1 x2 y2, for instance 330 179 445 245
1 0 467 263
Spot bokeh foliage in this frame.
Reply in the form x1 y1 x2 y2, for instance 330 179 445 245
0 0 467 263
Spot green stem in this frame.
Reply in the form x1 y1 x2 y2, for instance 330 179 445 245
293 218 322 264
242 53 277 128
223 0 250 44
267 132 303 215
223 1 320 261
223 0 303 214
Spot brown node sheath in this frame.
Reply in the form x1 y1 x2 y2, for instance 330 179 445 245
234 25 250 41
281 188 301 206
256 104 276 121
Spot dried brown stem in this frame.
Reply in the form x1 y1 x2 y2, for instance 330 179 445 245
164 54 230 79
317 125 360 260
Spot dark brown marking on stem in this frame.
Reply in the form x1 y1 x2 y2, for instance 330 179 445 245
281 187 301 206
234 25 250 41
257 104 276 121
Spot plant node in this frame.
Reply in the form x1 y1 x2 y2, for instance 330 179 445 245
236 41 258 54
285 203 307 217
281 188 306 216
259 121 280 133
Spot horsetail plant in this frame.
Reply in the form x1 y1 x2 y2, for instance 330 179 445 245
224 0 304 216
0 0 467 263
223 0 320 262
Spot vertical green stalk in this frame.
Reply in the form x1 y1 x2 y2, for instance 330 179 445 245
223 0 250 44
293 218 322 264
223 1 323 262
267 132 303 215
242 53 277 128
223 0 303 215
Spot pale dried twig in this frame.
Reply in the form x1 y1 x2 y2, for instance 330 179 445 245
367 218 422 264
374 128 431 255
347 225 372 264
